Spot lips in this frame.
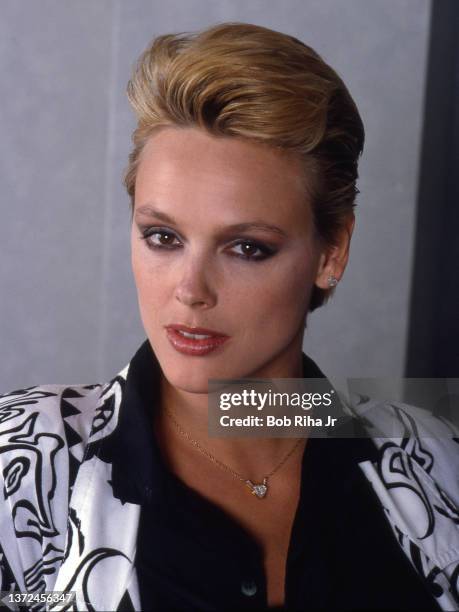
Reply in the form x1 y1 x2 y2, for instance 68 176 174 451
165 324 229 356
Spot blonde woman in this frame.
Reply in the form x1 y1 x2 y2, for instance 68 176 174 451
1 23 457 612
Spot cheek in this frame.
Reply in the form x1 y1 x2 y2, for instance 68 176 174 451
131 242 166 309
258 270 310 313
223 259 315 325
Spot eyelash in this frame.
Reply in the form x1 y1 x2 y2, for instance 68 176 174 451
139 227 276 262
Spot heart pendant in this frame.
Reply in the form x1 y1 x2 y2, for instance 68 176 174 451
245 478 268 499
253 484 268 498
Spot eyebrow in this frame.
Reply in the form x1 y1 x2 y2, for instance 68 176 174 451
134 204 288 237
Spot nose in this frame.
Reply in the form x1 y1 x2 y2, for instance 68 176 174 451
174 255 217 309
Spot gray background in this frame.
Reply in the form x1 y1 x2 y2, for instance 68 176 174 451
0 0 431 390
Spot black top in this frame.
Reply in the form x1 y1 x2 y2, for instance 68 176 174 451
108 340 440 611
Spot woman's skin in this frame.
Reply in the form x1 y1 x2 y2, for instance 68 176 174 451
131 125 352 468
131 126 353 605
131 122 353 454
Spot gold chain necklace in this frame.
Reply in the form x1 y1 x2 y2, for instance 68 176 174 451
164 406 304 499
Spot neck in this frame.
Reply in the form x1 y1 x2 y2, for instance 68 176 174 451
158 346 306 480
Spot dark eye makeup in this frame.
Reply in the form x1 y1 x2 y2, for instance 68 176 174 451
138 226 277 262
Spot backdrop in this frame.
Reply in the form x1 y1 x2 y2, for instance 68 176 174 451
0 0 432 390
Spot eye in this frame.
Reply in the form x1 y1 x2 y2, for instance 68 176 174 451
140 228 182 250
229 240 275 261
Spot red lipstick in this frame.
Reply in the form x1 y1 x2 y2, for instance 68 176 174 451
165 324 230 356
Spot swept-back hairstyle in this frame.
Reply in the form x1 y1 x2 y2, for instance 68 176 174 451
124 22 364 310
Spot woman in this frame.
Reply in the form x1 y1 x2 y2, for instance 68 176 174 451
0 22 457 612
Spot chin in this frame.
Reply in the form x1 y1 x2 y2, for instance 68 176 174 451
153 343 228 391
161 360 220 394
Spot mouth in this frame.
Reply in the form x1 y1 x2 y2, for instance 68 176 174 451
165 324 230 356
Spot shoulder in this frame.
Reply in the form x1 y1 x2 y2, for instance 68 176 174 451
0 382 102 462
350 395 459 510
351 396 459 610
0 366 131 506
0 366 130 593
0 364 130 453
0 382 99 427
350 397 459 486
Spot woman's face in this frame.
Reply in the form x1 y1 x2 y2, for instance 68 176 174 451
131 126 331 392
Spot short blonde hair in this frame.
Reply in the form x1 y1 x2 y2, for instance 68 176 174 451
125 22 364 310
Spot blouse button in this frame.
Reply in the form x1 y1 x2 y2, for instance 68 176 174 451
241 580 257 597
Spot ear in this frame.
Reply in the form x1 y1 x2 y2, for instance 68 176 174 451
314 214 355 289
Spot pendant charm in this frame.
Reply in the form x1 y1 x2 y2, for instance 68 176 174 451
245 477 268 499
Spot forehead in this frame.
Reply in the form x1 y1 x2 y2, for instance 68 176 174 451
134 127 312 229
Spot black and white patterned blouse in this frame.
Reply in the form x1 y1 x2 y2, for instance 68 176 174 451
0 340 458 610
